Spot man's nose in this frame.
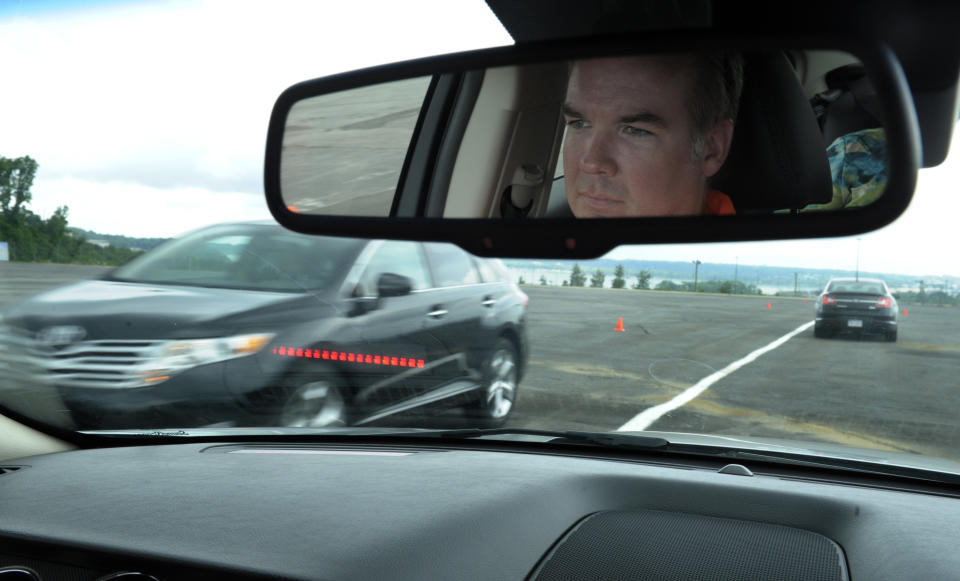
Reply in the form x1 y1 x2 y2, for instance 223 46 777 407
579 131 617 176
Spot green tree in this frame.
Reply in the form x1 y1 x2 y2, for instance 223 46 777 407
611 265 626 289
719 280 733 294
590 268 605 288
633 270 651 290
539 275 548 286
569 263 586 287
656 279 680 291
45 206 70 262
562 280 569 287
0 155 38 221
518 275 526 285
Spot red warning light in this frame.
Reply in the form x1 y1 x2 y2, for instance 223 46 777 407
272 346 426 370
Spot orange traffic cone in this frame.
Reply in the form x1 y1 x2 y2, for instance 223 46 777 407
766 302 771 309
614 317 625 332
903 309 908 316
802 298 807 303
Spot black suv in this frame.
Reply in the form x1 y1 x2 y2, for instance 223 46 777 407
0 222 529 429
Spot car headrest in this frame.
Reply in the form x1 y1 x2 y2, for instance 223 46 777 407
711 51 834 212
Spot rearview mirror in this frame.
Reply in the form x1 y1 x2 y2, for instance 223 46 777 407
264 36 920 258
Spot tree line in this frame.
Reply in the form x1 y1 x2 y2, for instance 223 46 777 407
524 262 762 295
0 155 144 265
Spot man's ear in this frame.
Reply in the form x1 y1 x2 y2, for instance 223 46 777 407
700 119 735 178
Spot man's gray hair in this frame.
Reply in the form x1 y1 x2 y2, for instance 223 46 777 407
687 50 745 160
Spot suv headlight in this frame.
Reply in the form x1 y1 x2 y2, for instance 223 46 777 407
139 333 275 385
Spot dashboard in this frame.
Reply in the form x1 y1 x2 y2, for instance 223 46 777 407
1 440 959 580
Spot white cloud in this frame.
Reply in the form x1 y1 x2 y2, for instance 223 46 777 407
0 0 512 232
31 177 272 238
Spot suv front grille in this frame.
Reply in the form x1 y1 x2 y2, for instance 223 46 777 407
0 326 165 389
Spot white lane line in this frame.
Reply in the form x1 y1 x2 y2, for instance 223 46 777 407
617 320 815 432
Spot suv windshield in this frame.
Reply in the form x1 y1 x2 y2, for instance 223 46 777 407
0 1 958 475
109 224 360 293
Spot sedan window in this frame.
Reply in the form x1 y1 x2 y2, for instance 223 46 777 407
828 281 885 294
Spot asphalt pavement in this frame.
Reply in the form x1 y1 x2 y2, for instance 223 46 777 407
507 286 960 462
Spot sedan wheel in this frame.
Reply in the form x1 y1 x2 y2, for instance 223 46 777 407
279 368 347 428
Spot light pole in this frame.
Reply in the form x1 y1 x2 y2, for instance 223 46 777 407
855 238 862 281
734 256 739 295
693 260 701 292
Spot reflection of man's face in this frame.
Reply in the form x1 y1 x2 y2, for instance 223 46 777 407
563 56 722 217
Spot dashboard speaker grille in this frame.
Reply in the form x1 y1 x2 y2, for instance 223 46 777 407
531 510 847 581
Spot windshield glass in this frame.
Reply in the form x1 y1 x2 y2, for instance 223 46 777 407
1 1 958 475
825 280 886 294
110 224 360 292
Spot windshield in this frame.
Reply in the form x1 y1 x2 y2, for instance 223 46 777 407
109 224 361 293
1 1 958 476
825 280 886 294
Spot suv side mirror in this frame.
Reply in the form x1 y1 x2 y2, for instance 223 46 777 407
377 273 413 298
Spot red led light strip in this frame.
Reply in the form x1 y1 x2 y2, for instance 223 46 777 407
271 346 424 368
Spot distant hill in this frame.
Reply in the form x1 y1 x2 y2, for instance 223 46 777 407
69 228 170 252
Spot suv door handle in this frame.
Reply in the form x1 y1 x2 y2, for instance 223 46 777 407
481 295 496 308
427 306 448 319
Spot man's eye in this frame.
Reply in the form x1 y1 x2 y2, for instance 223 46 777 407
566 119 589 130
623 126 652 137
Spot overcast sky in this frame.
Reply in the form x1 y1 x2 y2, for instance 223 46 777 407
0 0 957 279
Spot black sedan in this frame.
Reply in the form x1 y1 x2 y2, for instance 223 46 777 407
0 222 528 429
814 277 898 341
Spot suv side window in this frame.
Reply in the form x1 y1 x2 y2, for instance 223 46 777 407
423 243 481 287
474 258 501 284
356 241 432 297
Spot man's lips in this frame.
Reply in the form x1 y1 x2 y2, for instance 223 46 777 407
577 191 625 213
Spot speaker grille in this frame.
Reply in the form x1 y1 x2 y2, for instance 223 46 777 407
532 510 847 581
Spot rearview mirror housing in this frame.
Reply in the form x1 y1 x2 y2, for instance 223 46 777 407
264 33 922 259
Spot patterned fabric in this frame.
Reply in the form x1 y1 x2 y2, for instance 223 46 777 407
802 127 887 211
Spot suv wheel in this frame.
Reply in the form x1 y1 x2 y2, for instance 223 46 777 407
278 364 348 427
465 338 518 426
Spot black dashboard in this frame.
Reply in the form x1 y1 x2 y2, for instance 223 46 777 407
1 441 959 580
